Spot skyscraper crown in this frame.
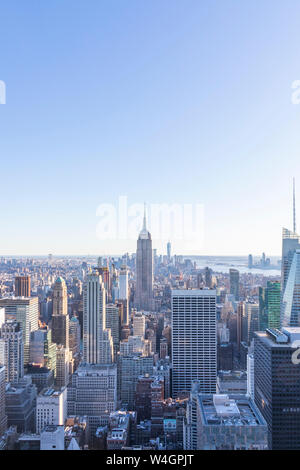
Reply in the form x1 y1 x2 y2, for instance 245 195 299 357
138 203 151 240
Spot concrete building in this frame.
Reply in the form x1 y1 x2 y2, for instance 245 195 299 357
119 265 128 298
106 411 133 450
36 387 67 434
196 394 267 450
55 346 70 388
0 297 39 364
216 371 247 395
67 363 117 441
247 354 254 400
5 377 37 433
83 272 113 364
133 312 146 338
0 321 24 382
254 327 300 449
40 425 65 450
106 304 120 357
26 365 54 393
69 316 81 358
0 366 7 435
118 355 154 409
29 327 56 375
172 289 217 397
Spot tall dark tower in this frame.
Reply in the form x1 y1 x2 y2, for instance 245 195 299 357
15 276 31 297
135 205 154 311
51 277 69 348
281 179 300 295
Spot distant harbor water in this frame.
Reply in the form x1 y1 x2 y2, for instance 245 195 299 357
190 256 281 276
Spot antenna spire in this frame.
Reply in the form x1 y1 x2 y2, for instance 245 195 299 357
143 202 147 230
293 177 297 233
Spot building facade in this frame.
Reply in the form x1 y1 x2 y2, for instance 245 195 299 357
172 289 217 397
254 327 300 450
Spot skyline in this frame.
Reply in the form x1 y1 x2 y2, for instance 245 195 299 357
1 1 300 255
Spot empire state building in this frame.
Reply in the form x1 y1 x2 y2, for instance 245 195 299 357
135 207 154 311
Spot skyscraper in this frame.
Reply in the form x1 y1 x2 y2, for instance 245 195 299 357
254 327 300 450
118 265 128 301
281 228 300 293
69 316 81 358
52 277 67 316
172 289 217 397
83 271 113 364
51 277 69 349
118 265 129 325
55 345 70 388
204 267 212 288
15 276 31 297
133 311 146 337
134 206 154 312
0 321 24 383
229 268 240 300
0 297 39 365
281 250 300 327
29 327 57 374
245 302 259 345
167 241 171 261
248 254 253 269
0 366 7 435
259 281 281 330
106 304 120 357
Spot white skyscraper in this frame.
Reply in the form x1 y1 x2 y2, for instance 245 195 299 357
133 311 146 337
247 353 254 399
36 387 67 434
118 265 129 326
83 271 113 364
0 365 7 435
172 289 217 397
0 297 39 364
119 265 128 301
0 321 24 383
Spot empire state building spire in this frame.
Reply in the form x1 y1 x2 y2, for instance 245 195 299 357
143 202 147 231
139 203 151 240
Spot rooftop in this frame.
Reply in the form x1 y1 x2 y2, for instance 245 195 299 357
198 394 267 427
255 327 300 348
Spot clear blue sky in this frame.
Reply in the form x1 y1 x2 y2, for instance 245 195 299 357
1 0 300 256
